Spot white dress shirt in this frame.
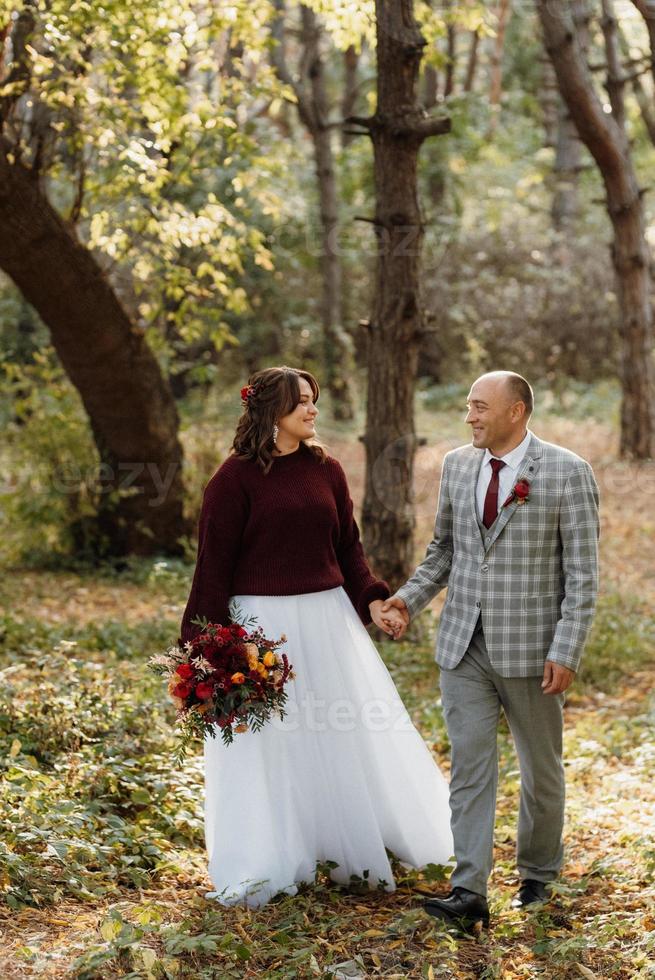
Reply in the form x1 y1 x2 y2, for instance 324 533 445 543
475 429 532 524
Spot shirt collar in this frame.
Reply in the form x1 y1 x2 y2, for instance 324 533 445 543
483 429 532 472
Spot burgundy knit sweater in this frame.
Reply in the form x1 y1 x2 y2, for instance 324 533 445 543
179 444 390 644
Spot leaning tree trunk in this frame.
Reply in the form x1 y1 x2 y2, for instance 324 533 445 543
0 139 189 555
538 0 655 459
346 0 450 587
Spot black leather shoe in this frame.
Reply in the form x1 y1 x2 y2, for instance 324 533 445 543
423 887 490 932
511 878 550 909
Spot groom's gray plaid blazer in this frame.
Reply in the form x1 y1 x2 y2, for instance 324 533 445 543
396 433 600 677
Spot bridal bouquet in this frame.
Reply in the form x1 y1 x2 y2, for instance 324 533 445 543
149 612 294 760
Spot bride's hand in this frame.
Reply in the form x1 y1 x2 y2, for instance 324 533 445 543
380 596 410 640
370 599 408 639
369 599 397 635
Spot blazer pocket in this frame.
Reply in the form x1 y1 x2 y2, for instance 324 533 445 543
522 592 561 604
522 593 562 625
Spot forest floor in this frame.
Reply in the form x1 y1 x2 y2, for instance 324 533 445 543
0 407 654 979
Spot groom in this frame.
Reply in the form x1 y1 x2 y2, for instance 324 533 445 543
382 371 600 930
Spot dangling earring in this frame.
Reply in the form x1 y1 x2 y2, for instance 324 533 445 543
272 423 279 444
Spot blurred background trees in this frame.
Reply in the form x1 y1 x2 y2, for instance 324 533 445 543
0 0 654 582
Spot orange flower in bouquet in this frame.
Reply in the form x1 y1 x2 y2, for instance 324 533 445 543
149 611 294 760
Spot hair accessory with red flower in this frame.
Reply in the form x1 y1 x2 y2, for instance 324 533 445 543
240 380 262 406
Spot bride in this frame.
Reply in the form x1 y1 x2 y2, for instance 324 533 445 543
179 365 453 907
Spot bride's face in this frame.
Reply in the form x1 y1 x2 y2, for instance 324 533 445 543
277 377 319 442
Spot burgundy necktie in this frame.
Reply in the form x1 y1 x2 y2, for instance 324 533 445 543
482 458 506 528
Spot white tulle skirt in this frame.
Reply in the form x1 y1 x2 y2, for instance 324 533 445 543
203 586 453 907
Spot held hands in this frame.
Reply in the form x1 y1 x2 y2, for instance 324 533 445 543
542 660 575 695
369 599 407 637
370 596 410 640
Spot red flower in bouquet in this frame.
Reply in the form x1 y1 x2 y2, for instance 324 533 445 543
149 613 295 760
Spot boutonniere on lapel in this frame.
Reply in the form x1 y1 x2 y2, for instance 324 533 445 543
503 479 530 508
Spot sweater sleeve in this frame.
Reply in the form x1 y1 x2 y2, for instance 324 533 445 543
331 459 390 626
178 459 249 645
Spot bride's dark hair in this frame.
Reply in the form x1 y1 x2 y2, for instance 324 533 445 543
232 366 328 473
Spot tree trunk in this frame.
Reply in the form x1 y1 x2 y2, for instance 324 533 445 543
423 65 438 107
489 0 512 131
632 69 655 144
348 0 450 587
540 54 560 147
629 0 655 88
300 6 357 421
0 139 190 554
551 103 582 229
463 30 480 93
341 44 360 148
600 0 625 128
444 0 457 98
550 0 591 230
538 0 655 459
619 24 655 145
0 24 9 77
271 1 356 421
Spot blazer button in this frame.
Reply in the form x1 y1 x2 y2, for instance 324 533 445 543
481 563 489 572
476 601 481 608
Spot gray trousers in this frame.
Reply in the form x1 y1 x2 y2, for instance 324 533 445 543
439 621 566 897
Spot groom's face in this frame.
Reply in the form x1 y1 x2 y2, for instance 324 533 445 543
466 378 515 451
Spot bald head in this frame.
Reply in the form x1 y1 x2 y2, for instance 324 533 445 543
466 371 533 456
473 371 534 417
